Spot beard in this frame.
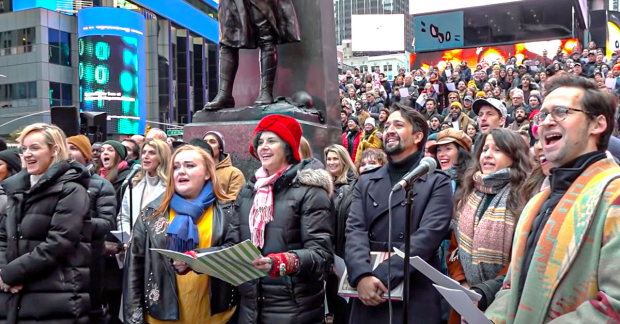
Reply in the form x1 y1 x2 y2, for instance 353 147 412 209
516 116 526 123
383 134 405 156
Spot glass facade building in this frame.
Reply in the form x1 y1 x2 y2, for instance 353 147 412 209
0 0 220 135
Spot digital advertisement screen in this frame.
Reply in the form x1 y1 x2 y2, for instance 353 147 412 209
351 14 405 52
410 38 581 72
79 35 140 134
77 7 146 135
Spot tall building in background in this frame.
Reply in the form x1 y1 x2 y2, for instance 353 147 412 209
0 0 220 136
334 0 413 53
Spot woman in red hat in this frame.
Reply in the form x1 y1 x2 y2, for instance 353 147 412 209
217 114 334 324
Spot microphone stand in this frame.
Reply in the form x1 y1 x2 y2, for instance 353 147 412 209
402 184 416 324
128 179 135 233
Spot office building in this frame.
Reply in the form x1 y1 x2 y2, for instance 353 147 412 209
0 0 220 135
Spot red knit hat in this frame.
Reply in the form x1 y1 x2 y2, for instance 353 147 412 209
249 114 303 162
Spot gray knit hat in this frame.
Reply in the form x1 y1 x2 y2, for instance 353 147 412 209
203 131 225 154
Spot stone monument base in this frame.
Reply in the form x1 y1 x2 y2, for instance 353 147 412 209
185 102 335 178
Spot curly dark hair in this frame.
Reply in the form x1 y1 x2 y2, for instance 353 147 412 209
455 128 532 221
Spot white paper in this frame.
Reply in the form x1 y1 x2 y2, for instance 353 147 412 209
399 87 409 98
433 84 440 93
111 230 130 244
434 285 493 324
445 69 452 78
529 65 538 73
446 82 456 91
416 94 427 107
393 248 481 301
151 240 266 286
334 255 346 278
606 78 617 89
116 254 125 269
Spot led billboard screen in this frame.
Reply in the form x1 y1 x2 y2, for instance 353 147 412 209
410 38 581 72
77 7 146 135
351 14 405 52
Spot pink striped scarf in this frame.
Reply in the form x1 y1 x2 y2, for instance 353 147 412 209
249 166 290 248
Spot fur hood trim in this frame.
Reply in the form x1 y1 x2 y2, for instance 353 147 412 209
294 168 334 197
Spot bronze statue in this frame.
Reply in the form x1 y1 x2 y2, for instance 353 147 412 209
204 0 301 110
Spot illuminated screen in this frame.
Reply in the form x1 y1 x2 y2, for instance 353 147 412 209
78 7 146 135
410 38 581 72
351 15 404 52
79 36 140 134
409 0 523 15
13 0 72 14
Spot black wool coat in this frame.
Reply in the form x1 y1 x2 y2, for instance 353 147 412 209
0 161 91 324
345 163 453 324
222 160 334 324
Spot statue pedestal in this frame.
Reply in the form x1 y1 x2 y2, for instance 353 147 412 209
184 0 340 176
185 102 333 178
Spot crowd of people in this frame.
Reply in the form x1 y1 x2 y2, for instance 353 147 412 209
0 40 620 324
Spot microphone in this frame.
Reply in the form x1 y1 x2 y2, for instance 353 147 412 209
391 157 437 192
122 164 142 187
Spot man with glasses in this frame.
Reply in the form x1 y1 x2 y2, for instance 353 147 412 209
442 91 461 117
486 75 620 324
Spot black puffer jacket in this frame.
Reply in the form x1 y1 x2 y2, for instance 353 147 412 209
332 170 356 257
223 160 334 324
0 161 91 324
104 166 131 290
86 170 117 316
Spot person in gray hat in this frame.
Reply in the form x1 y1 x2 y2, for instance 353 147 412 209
202 131 246 201
473 97 507 135
462 95 476 118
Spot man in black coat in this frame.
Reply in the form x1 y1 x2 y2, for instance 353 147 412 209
345 103 453 324
68 135 117 324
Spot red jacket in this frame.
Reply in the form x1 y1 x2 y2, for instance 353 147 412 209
342 131 362 161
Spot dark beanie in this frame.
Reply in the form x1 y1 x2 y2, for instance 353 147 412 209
103 140 127 160
347 114 360 126
0 149 22 174
188 138 214 157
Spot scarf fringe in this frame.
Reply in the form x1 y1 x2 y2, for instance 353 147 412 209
166 235 197 253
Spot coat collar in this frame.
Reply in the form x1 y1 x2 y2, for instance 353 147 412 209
366 165 424 222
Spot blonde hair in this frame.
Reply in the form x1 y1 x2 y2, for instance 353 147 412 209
299 137 313 159
133 138 171 185
152 145 232 217
324 144 357 185
18 123 69 167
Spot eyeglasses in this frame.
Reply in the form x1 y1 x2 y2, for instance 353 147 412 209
533 106 590 125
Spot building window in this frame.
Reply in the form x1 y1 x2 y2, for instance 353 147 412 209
0 28 36 56
49 82 72 107
0 82 37 108
49 28 71 66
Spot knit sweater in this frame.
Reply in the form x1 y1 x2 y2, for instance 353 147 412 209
141 173 160 209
